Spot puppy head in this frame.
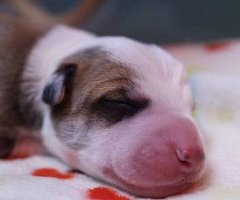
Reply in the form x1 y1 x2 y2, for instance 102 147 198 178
41 36 205 198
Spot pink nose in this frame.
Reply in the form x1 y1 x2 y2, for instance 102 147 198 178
108 114 206 198
176 148 205 173
121 114 205 184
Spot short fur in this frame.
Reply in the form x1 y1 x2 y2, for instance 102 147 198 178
0 3 205 198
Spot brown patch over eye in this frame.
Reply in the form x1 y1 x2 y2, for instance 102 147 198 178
50 47 150 126
50 47 149 149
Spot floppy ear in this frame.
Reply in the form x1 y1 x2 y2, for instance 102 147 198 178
42 64 77 106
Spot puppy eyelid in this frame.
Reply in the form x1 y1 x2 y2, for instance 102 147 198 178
92 95 149 124
101 95 127 103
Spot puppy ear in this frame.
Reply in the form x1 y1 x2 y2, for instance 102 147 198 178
42 64 77 106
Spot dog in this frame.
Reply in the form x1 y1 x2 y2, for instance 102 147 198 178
0 0 205 198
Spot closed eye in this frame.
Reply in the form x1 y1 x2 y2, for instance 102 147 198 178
93 96 149 124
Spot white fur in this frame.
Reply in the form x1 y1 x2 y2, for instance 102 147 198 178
42 109 80 168
25 25 200 197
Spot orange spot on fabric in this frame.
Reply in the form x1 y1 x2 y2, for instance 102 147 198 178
32 168 74 179
88 187 130 200
205 41 231 52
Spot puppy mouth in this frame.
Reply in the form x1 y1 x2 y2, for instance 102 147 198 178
103 165 196 198
102 145 205 198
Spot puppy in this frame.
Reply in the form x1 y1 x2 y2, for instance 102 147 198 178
0 1 205 198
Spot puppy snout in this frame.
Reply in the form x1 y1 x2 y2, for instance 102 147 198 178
109 113 206 198
176 148 205 173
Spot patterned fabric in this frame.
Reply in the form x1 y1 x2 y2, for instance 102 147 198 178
0 40 239 200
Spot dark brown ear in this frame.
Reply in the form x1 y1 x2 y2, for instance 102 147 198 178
42 64 77 106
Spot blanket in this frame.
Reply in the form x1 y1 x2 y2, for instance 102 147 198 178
0 40 240 200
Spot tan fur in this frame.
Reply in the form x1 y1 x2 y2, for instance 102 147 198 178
0 0 103 131
0 14 45 128
0 14 47 157
50 47 136 148
65 48 134 113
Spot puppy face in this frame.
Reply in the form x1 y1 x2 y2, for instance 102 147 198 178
39 29 205 198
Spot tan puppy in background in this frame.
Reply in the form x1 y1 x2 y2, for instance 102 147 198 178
0 1 205 198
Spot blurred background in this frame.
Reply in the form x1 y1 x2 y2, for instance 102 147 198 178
2 0 240 44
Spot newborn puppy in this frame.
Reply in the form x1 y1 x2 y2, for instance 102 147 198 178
25 26 205 198
0 3 205 198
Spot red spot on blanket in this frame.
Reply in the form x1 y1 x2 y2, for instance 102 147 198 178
205 41 231 52
32 168 74 179
88 187 130 200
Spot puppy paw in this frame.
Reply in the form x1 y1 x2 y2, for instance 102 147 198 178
9 136 45 159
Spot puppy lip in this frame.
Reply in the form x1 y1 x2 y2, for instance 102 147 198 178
103 165 194 198
111 166 191 187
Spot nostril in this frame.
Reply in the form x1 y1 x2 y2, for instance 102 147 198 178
177 150 191 163
176 149 205 172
